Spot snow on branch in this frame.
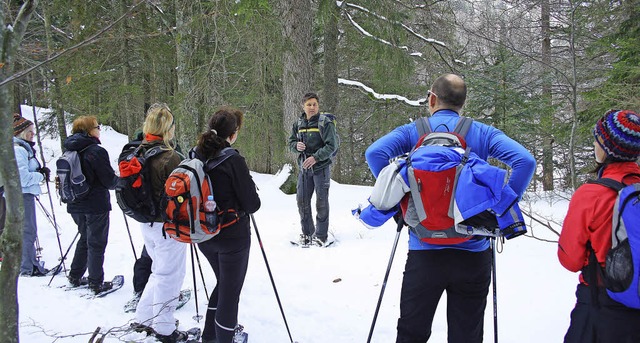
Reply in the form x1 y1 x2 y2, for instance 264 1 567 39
343 2 447 48
344 11 424 58
338 78 426 107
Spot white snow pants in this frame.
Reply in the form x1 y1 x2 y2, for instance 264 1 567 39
135 222 187 336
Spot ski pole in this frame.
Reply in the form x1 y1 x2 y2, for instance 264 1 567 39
29 93 66 268
250 213 294 343
367 217 404 343
35 196 67 273
190 244 203 322
47 231 80 286
491 237 499 343
122 212 138 260
192 245 210 301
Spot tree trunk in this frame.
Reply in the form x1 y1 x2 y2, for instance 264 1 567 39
541 0 554 191
278 0 314 136
174 1 199 148
0 3 39 342
321 0 341 180
43 3 67 151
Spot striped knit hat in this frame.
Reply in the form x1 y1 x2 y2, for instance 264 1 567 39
13 113 34 137
594 109 640 162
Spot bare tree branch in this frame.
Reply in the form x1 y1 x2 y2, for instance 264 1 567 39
0 0 146 88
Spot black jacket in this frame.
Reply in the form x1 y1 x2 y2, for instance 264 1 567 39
64 133 117 214
201 143 261 240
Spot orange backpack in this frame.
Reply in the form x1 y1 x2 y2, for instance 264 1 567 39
162 148 241 243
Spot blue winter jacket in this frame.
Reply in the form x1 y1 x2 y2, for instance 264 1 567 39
13 137 44 196
365 110 535 251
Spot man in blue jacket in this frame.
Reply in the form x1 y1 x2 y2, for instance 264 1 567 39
365 74 536 343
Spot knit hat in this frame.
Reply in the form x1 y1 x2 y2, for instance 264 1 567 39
13 113 34 137
594 109 640 162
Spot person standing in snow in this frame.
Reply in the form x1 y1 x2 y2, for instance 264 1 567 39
194 107 260 343
131 103 187 343
365 74 536 342
287 92 338 247
13 113 50 276
63 115 118 293
558 109 640 343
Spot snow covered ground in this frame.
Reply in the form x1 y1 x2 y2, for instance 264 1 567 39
15 106 578 342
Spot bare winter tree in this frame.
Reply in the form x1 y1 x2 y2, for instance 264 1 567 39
0 2 39 342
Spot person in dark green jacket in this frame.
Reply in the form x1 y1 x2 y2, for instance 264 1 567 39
287 92 338 247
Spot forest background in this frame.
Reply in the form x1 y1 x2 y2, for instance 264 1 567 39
0 0 638 342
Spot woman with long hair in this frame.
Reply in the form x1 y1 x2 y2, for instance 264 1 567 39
195 107 260 343
132 103 186 343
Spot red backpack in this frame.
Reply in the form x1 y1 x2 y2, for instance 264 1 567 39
400 116 491 245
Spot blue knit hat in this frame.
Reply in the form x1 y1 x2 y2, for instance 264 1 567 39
594 110 640 162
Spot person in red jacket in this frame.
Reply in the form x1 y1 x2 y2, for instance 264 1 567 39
558 109 640 343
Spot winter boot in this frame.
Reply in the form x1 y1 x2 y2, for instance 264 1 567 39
155 329 189 343
298 233 311 246
312 236 327 247
89 281 113 295
68 276 89 288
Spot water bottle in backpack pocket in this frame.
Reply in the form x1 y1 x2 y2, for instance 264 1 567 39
587 177 640 309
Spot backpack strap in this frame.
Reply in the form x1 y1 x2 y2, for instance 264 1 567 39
587 178 625 192
146 146 169 159
585 241 604 307
452 116 473 138
204 147 238 171
416 117 432 137
416 116 473 138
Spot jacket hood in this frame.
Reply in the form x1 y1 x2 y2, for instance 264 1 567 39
64 133 99 152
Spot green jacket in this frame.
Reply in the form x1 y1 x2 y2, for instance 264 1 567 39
288 112 338 173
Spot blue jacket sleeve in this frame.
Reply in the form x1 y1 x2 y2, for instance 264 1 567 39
365 123 418 178
483 128 536 199
14 146 44 188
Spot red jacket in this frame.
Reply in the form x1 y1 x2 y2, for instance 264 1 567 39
558 162 640 284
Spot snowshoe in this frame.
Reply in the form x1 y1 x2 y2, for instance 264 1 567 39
154 327 201 343
176 289 191 310
124 291 142 313
290 234 312 248
234 324 249 343
125 289 190 313
92 275 124 298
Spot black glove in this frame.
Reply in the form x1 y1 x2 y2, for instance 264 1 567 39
38 167 51 182
392 206 406 227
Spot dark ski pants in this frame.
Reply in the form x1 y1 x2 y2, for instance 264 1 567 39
564 283 640 343
296 165 330 240
69 212 110 285
198 236 251 343
133 245 152 293
396 248 492 343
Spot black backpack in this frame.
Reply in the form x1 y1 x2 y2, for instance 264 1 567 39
115 143 168 223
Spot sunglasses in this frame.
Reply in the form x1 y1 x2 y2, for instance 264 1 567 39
427 90 438 98
94 125 101 130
